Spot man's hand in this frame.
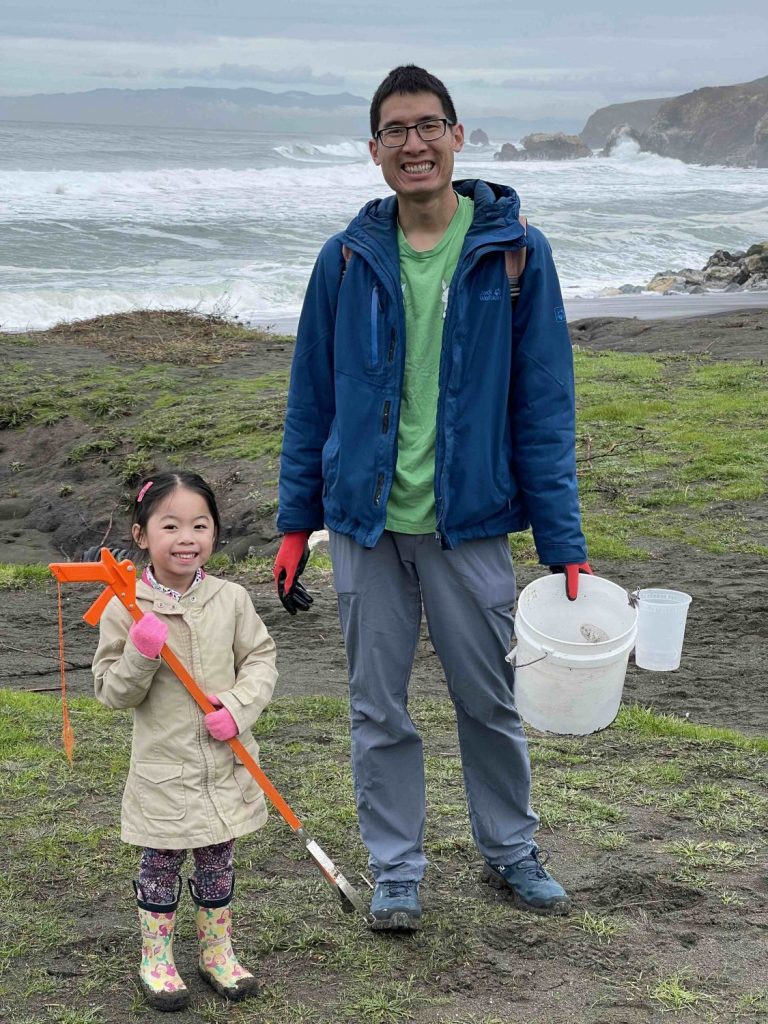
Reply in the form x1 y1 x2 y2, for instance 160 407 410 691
549 562 593 601
273 531 314 615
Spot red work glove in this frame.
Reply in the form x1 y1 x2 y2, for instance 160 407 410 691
549 562 593 601
273 530 313 615
204 695 239 741
129 612 168 659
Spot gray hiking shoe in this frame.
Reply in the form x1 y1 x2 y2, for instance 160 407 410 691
369 880 421 931
482 850 571 915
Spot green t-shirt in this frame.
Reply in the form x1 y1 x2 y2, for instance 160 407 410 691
385 194 474 534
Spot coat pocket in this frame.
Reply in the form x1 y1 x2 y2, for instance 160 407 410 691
233 738 262 805
134 761 186 821
233 760 261 805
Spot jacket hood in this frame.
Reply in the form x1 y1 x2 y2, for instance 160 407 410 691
344 179 525 253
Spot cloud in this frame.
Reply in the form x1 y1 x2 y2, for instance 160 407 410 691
86 69 143 80
159 63 345 86
496 69 719 94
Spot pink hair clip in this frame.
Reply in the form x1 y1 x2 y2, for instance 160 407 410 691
137 481 154 502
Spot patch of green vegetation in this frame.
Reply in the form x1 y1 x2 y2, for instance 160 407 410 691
616 705 768 752
648 969 713 1012
666 838 760 872
0 361 289 466
737 989 768 1016
3 325 765 562
572 909 624 943
573 350 768 556
67 435 121 463
0 564 51 588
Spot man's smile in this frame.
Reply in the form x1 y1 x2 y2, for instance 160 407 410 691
402 161 435 175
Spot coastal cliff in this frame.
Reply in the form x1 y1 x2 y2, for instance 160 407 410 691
640 75 768 167
580 97 670 149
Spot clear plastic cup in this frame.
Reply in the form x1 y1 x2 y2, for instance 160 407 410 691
634 588 692 671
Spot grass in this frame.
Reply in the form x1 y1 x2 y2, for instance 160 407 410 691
2 313 767 561
649 969 713 1011
1 689 767 1022
0 564 51 588
571 349 768 559
0 363 289 473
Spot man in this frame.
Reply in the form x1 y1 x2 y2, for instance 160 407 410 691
274 65 591 931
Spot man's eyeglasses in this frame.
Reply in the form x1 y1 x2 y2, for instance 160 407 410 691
374 118 454 148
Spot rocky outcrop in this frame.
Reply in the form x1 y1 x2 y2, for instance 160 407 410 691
601 124 642 156
494 142 520 161
644 243 768 294
521 132 592 160
494 133 591 161
580 97 671 148
469 128 490 146
640 75 768 167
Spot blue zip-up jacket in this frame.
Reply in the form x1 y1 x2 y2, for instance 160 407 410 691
277 178 587 564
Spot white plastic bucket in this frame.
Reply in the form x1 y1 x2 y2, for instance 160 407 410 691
507 574 637 735
634 588 692 672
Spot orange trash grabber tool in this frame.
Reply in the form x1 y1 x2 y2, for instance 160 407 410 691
49 547 373 923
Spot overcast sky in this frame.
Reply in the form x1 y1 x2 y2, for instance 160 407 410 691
1 1 766 121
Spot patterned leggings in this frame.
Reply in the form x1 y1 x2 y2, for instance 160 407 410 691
138 840 235 905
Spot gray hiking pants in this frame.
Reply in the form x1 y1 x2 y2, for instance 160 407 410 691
329 530 539 882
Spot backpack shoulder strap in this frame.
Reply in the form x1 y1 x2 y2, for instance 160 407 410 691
505 215 528 305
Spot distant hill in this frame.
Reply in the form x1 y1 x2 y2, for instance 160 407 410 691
0 85 583 139
641 75 768 167
0 86 369 133
580 98 672 149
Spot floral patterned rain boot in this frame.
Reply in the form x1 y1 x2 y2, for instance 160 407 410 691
189 880 259 1001
133 878 190 1012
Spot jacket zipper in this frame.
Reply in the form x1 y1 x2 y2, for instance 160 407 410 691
373 472 385 506
382 400 391 433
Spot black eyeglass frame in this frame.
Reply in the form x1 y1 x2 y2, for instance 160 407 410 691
374 118 455 148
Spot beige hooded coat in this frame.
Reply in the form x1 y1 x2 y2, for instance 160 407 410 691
93 575 277 848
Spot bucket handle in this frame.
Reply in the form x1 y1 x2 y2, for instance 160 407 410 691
507 640 635 669
505 648 548 669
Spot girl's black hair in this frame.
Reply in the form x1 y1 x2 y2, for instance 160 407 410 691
131 471 221 548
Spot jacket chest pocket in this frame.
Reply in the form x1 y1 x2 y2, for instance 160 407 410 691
135 761 186 821
367 285 383 370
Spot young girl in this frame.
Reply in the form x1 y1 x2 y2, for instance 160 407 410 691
92 471 277 1010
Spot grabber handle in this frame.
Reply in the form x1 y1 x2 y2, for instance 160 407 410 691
50 548 138 621
83 587 119 626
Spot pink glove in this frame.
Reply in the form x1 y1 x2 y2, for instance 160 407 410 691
129 612 168 659
204 695 239 741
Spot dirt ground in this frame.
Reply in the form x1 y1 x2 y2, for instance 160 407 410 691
1 309 768 1023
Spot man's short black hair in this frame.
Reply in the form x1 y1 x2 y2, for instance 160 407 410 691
370 65 458 137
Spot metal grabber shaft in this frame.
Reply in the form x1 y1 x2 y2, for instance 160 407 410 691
49 547 373 922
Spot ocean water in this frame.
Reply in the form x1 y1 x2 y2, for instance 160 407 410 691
1 121 767 332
